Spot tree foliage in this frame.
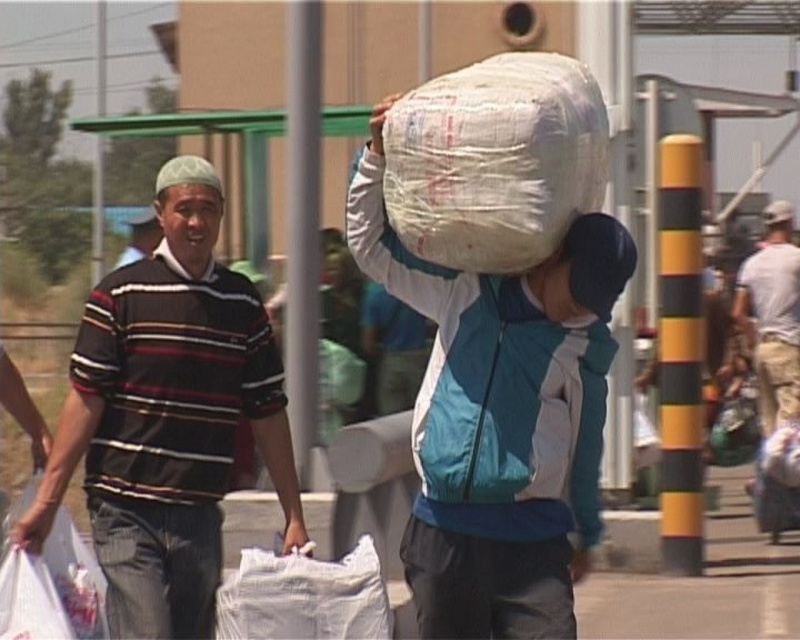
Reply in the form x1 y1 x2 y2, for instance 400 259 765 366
1 75 177 280
104 77 178 205
0 68 86 232
3 68 72 171
18 208 93 285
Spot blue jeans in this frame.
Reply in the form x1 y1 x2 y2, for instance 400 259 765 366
88 494 223 639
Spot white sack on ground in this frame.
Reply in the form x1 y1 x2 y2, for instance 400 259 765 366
383 51 609 273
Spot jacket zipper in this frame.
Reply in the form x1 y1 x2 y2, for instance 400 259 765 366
462 321 506 502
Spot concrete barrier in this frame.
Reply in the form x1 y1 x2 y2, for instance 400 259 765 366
328 411 416 493
327 411 419 583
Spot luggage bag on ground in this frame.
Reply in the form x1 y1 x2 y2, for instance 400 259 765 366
752 464 800 544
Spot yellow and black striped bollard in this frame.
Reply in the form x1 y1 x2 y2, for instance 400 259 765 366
658 134 705 576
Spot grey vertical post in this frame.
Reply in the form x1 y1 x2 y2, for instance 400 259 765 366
612 0 635 494
646 79 660 330
0 158 4 460
286 1 323 488
418 0 432 83
0 157 6 317
92 0 107 286
580 0 635 494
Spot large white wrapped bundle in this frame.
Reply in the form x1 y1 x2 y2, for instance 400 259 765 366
383 52 609 273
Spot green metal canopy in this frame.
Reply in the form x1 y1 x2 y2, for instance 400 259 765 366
70 105 372 138
70 104 373 272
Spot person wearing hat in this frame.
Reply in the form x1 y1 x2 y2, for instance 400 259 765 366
12 155 309 639
346 95 637 639
733 199 800 439
113 207 164 269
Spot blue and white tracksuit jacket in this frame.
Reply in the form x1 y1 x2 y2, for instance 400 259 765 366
346 148 619 549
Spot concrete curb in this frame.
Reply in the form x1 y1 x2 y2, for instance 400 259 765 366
598 510 662 573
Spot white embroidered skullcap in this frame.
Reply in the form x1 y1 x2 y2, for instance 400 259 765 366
155 155 223 198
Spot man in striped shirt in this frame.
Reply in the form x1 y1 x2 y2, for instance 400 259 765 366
13 155 309 639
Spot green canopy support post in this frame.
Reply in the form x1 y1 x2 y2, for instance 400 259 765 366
223 133 233 262
243 130 270 272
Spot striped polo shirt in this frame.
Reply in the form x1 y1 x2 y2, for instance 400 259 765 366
72 246 286 505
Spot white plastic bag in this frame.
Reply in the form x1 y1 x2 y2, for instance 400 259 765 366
383 51 609 273
0 549 75 639
3 475 108 639
763 420 800 487
634 392 661 470
216 535 391 639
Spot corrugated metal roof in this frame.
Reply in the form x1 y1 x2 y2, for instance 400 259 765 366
634 0 800 35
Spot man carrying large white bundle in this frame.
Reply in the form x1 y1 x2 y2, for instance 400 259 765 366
347 53 637 640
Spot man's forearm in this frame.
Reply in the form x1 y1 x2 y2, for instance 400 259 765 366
251 409 305 525
37 388 105 508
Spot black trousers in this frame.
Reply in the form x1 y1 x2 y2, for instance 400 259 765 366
400 515 577 640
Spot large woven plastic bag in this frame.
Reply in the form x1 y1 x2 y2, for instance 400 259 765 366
383 51 609 273
2 475 109 639
0 549 75 639
216 535 391 639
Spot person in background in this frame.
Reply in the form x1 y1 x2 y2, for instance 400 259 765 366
347 94 637 639
320 227 347 267
732 199 800 438
114 207 164 269
0 339 52 470
12 155 309 639
323 247 365 358
361 281 431 416
636 251 735 439
263 271 367 446
227 260 273 491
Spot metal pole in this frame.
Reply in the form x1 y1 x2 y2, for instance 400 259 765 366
418 0 432 84
0 157 4 465
286 0 322 490
92 0 106 286
646 79 660 330
659 134 705 577
0 157 6 324
579 0 625 493
612 0 635 495
753 141 763 192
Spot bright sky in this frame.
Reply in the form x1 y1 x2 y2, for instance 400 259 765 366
0 1 797 210
637 33 800 215
0 1 178 160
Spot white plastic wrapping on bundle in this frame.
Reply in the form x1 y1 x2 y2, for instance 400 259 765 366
383 52 609 273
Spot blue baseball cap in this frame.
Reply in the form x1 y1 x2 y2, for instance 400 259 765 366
126 207 158 226
565 213 638 322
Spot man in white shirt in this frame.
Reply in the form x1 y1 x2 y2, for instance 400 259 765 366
733 199 800 437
